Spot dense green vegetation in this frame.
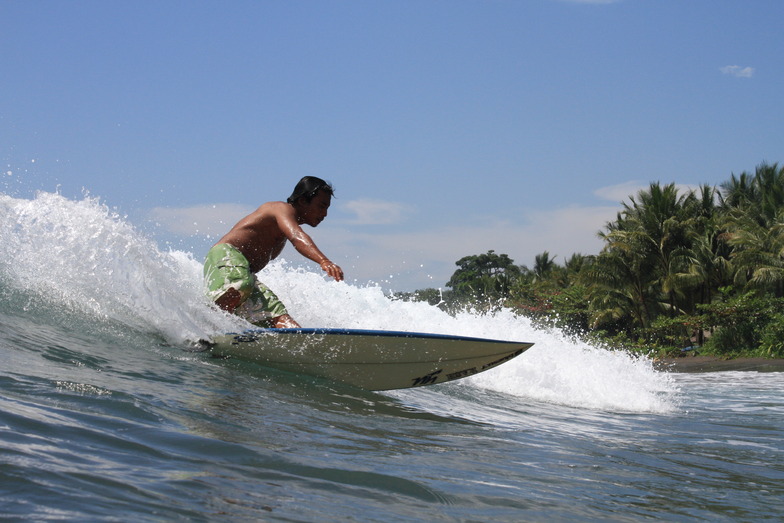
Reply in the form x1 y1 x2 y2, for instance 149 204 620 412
396 162 784 359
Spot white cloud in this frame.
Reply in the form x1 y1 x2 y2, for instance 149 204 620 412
594 180 647 203
317 205 618 290
148 203 254 237
594 181 711 205
340 199 413 225
720 65 755 78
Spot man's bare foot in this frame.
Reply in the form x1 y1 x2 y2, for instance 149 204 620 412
272 314 301 329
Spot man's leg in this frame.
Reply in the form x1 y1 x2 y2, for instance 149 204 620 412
204 244 253 314
214 287 243 313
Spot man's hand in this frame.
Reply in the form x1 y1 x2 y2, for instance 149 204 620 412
320 260 344 282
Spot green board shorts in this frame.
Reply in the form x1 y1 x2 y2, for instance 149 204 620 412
203 243 289 326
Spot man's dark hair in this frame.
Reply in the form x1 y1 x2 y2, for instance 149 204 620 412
287 176 335 204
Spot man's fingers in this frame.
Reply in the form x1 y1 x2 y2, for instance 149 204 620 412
320 261 344 281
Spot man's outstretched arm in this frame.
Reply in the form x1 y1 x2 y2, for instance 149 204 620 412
277 209 344 281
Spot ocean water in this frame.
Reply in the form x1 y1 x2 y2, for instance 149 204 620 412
1 192 782 521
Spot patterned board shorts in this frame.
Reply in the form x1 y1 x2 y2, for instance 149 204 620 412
203 243 289 326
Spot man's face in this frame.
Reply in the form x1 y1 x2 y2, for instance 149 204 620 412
296 190 331 227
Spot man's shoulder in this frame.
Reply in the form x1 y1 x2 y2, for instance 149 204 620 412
257 200 288 209
259 200 294 215
251 201 296 225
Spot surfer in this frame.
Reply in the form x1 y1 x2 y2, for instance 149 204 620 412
203 176 344 328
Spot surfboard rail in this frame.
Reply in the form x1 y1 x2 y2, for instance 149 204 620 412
209 328 533 391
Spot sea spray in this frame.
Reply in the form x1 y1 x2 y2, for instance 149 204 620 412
467 330 678 413
0 191 242 342
260 262 679 413
1 191 678 413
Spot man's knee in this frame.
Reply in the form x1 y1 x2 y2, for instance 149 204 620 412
215 287 243 313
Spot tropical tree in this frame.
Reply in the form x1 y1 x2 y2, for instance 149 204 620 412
445 250 522 304
719 170 758 209
582 228 657 332
628 183 702 314
722 163 784 297
684 228 733 311
677 184 733 312
533 251 558 281
404 160 784 355
563 253 593 276
724 210 784 296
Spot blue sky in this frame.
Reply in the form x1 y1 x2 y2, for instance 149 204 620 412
3 0 782 291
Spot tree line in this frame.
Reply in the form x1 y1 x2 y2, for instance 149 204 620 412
396 162 784 358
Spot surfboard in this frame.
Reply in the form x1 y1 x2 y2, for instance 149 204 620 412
208 328 533 391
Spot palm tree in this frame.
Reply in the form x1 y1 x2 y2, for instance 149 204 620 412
720 170 758 209
676 184 734 313
721 163 784 297
725 209 784 297
617 182 698 316
582 240 656 331
564 253 592 276
585 182 725 332
754 163 784 224
533 251 557 282
684 228 734 309
584 208 656 331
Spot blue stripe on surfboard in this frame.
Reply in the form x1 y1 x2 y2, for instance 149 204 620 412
222 328 525 345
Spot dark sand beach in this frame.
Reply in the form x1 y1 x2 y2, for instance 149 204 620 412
656 356 784 373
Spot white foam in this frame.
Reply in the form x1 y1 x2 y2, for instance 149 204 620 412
0 191 678 412
0 191 242 341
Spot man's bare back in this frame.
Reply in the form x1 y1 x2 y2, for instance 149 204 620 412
216 201 295 273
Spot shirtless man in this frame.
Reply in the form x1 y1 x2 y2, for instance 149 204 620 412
203 176 344 328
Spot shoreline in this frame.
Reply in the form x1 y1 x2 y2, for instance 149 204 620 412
654 356 784 373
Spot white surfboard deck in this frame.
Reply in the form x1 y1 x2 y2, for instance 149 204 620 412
209 328 533 391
